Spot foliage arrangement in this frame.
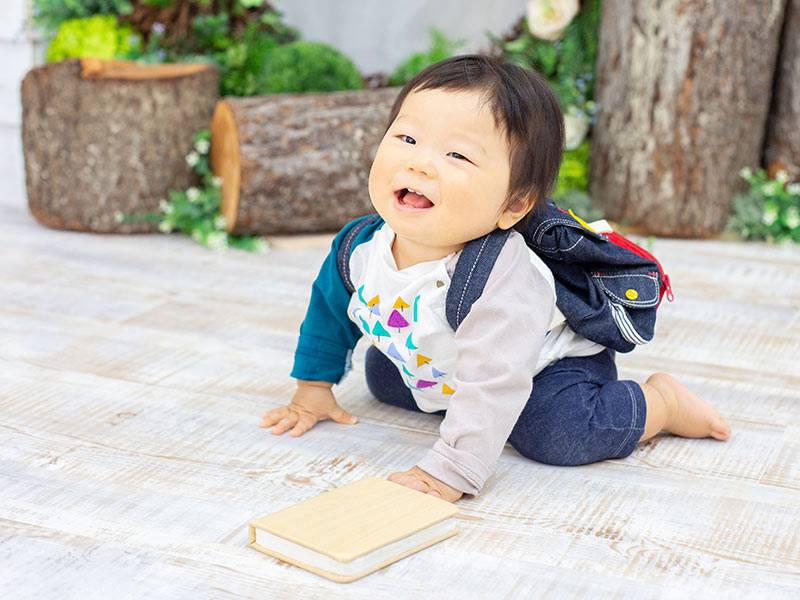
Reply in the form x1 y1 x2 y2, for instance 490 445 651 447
491 0 602 216
258 41 363 94
32 0 134 34
117 130 269 252
726 168 800 244
388 29 464 87
45 14 139 62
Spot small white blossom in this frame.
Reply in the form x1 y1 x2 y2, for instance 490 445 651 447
185 151 200 167
762 207 778 226
207 231 228 252
214 215 228 230
764 181 782 197
786 182 800 196
255 238 270 253
195 139 210 154
775 170 790 184
563 106 589 151
739 167 752 179
159 200 173 214
114 211 125 223
212 175 223 188
158 220 174 233
527 0 579 41
785 207 800 229
152 22 166 35
186 187 201 202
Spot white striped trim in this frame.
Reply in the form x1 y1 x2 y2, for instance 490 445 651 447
609 301 651 345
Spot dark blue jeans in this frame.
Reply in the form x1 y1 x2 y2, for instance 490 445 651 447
365 345 646 466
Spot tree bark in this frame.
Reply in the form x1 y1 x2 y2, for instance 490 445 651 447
209 87 399 235
590 0 787 237
764 0 800 181
21 58 219 233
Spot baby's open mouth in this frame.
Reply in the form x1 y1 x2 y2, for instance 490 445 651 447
395 188 434 209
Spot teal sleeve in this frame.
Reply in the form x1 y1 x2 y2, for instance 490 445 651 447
290 216 379 384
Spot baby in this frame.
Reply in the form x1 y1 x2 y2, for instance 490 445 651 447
260 55 730 503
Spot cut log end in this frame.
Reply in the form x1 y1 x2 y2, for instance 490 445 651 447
79 58 214 80
210 99 242 233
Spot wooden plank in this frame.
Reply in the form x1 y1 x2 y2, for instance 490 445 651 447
1 189 799 598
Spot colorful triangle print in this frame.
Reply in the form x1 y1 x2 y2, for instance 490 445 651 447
387 310 409 331
442 384 455 394
416 379 437 389
416 354 432 368
393 297 410 310
431 367 446 378
386 342 405 362
372 321 390 339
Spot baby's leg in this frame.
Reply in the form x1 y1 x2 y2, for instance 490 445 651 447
639 373 730 442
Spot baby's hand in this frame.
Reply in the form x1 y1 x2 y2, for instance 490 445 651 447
259 380 357 437
388 466 463 503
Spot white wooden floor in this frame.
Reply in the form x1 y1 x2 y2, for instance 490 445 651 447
2 135 800 598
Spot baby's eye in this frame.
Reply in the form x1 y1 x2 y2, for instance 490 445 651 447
448 152 471 162
398 135 416 145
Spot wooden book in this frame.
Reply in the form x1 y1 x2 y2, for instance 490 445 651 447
248 476 459 582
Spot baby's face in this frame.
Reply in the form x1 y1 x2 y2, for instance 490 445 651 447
368 88 520 266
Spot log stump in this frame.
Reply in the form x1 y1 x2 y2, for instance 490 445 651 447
21 58 219 233
209 87 399 235
589 0 787 237
765 0 800 182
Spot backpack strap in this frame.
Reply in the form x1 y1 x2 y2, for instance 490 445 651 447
445 228 511 330
337 214 382 295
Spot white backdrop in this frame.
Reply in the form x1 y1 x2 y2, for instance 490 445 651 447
271 0 525 75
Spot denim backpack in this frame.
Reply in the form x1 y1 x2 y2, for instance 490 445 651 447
337 200 673 354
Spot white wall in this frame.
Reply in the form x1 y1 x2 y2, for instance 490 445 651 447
1 0 45 127
270 0 526 75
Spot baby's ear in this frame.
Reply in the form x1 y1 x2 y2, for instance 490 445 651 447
496 194 536 230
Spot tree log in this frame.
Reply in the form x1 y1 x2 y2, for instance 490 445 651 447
765 0 800 181
590 0 787 237
209 87 399 235
21 58 219 233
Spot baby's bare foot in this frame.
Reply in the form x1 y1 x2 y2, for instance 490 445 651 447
647 373 731 440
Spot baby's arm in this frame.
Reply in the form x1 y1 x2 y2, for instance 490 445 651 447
414 234 555 496
260 380 357 437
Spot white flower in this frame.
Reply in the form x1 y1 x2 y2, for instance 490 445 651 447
739 167 753 179
159 200 173 214
787 183 800 196
207 231 228 252
762 207 778 226
563 106 589 150
255 238 270 253
214 215 228 230
211 175 223 188
527 0 579 41
186 187 201 202
158 220 174 233
185 151 199 167
764 181 782 197
114 211 125 223
195 139 210 155
785 207 800 229
152 22 166 35
775 170 790 184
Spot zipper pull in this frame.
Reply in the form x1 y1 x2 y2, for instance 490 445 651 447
663 274 674 302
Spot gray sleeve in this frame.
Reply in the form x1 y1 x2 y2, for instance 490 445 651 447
416 233 555 495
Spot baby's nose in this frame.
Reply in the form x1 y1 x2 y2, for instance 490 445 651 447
407 156 437 178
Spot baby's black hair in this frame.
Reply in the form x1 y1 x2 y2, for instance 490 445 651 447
385 55 565 224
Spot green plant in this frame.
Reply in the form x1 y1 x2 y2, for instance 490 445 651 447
388 29 464 86
117 130 269 252
726 168 800 244
46 14 140 61
32 0 134 33
491 0 600 114
257 41 363 94
554 139 590 196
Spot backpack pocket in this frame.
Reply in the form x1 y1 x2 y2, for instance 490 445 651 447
592 271 661 308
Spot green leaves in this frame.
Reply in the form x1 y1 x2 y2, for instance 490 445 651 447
118 130 269 253
388 29 465 87
726 168 800 244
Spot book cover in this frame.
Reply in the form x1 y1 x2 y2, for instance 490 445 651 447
248 476 459 582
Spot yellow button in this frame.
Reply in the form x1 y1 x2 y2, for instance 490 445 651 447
626 289 639 300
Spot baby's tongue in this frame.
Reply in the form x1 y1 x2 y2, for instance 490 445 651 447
404 191 433 209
